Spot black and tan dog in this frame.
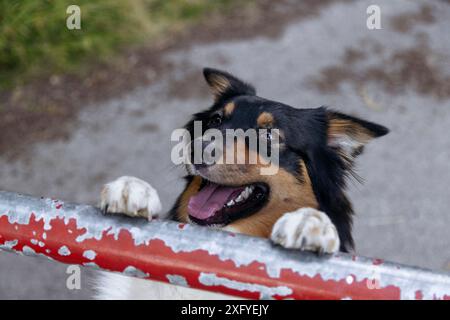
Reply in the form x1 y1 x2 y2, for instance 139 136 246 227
96 68 388 299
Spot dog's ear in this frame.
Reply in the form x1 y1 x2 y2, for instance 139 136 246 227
203 68 256 101
327 111 389 160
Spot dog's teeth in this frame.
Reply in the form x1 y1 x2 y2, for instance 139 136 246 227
228 186 256 207
244 187 253 198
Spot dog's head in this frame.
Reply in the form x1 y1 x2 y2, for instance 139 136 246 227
171 68 388 251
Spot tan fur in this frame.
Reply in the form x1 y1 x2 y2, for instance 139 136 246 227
207 74 231 99
176 137 318 238
327 118 373 144
226 164 318 237
224 102 235 116
257 112 274 128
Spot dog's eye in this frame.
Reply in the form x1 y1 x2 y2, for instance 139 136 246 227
208 114 222 127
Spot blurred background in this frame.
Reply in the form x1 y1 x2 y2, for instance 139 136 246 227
1 0 449 299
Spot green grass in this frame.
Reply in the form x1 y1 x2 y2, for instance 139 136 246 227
0 0 237 89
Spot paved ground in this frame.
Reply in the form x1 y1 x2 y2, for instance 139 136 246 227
1 0 449 299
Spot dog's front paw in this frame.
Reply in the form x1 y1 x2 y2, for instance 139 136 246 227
100 176 162 220
270 208 340 254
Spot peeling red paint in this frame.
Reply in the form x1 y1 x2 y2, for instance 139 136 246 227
415 290 423 300
1 192 450 300
0 213 412 299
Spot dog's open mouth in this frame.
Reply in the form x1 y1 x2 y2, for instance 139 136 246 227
187 180 269 227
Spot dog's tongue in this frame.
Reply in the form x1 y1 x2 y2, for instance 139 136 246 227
188 183 243 220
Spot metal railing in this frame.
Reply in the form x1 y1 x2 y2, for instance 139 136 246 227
0 191 449 300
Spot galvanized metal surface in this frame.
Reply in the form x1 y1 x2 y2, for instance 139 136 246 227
0 191 449 300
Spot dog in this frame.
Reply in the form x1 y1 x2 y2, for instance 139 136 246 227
94 68 388 299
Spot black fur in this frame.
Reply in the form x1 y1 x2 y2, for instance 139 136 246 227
170 68 389 252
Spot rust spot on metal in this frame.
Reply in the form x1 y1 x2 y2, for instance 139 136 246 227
373 258 384 266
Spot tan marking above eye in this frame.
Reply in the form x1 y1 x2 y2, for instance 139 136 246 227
257 112 274 128
224 102 235 116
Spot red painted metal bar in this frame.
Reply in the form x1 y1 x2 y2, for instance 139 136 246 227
0 191 449 300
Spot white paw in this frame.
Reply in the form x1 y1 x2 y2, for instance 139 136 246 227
100 176 162 220
270 208 340 254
